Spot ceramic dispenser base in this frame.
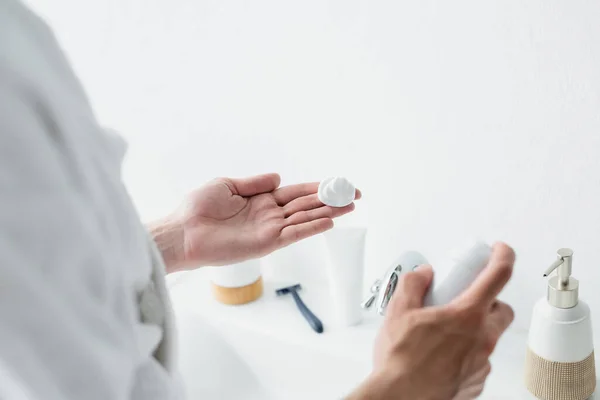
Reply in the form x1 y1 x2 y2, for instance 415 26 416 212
525 348 596 400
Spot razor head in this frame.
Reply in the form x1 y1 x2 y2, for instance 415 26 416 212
275 284 302 296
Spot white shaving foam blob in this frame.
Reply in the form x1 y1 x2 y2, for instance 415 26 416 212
317 177 356 207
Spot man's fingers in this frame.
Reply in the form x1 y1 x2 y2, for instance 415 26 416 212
479 301 514 355
387 266 434 314
455 242 515 309
284 204 355 226
283 193 323 217
273 182 320 205
488 301 514 337
279 218 334 247
227 174 281 196
457 362 491 398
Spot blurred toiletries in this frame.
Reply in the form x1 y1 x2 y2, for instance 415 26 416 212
210 259 263 305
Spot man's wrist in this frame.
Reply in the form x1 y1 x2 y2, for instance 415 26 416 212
147 215 186 274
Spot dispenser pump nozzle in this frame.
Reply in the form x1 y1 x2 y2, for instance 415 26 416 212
544 248 579 309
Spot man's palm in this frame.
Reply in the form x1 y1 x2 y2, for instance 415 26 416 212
177 173 360 267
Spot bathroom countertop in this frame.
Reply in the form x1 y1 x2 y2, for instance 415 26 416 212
168 270 596 399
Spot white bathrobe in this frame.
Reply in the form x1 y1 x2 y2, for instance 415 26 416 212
0 0 181 398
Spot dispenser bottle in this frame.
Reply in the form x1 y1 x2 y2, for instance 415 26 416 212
525 248 596 400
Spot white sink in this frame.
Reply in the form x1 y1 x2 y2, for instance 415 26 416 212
168 269 541 399
174 306 273 400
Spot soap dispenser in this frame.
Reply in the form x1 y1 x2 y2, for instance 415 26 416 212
525 248 596 400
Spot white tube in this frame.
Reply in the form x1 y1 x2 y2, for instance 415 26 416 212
324 227 367 327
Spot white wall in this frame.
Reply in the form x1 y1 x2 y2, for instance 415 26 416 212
26 0 600 332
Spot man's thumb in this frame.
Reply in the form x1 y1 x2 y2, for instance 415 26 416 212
387 265 434 314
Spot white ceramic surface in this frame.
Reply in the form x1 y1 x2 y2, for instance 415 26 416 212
324 227 367 327
528 298 594 363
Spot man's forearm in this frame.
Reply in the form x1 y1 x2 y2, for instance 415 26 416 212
147 215 186 274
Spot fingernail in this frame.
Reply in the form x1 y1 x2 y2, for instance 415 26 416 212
413 264 432 272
